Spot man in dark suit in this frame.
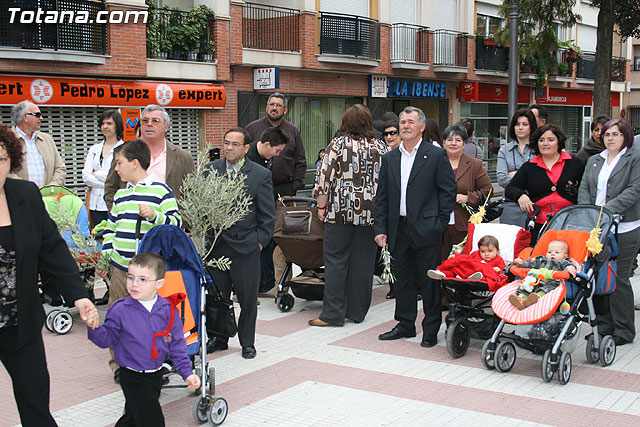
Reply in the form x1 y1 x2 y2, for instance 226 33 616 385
205 127 276 359
374 106 456 348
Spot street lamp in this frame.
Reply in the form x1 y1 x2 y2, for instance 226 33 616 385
508 0 519 121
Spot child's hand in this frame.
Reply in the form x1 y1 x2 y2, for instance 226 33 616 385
514 258 524 266
96 267 108 280
493 266 501 272
567 265 577 277
185 374 201 390
139 204 155 220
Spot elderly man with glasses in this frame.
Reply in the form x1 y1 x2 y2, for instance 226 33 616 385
10 100 66 186
104 104 195 210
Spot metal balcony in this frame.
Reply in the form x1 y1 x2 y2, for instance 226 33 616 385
475 36 508 71
390 23 429 63
319 12 380 60
433 29 469 67
242 2 299 52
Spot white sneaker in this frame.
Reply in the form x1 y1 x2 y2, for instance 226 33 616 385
427 270 446 280
467 272 483 281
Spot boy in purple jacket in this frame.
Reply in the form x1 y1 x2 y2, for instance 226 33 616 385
88 252 200 426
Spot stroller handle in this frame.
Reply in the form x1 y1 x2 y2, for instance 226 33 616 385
278 197 317 208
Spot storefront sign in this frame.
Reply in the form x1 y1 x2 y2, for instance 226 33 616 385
0 76 226 108
253 68 279 90
534 87 620 107
388 79 446 99
369 75 387 98
121 109 140 140
457 82 528 103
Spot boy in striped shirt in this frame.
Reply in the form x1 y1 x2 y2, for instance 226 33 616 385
99 138 182 380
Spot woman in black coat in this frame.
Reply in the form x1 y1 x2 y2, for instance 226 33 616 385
505 123 585 243
0 124 98 426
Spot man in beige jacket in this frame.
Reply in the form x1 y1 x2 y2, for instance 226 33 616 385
11 100 66 186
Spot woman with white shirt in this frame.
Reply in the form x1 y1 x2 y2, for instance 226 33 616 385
82 110 124 225
578 119 640 346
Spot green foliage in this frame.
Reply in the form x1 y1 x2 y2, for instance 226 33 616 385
498 0 581 88
179 149 252 268
590 0 640 40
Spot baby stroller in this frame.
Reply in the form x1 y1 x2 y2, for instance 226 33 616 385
40 184 104 334
139 225 228 425
440 222 532 358
273 197 324 312
483 204 619 385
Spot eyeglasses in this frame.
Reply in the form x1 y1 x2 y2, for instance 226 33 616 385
603 132 623 139
25 112 42 118
383 130 398 136
125 274 159 286
223 140 243 148
141 117 163 126
267 102 285 109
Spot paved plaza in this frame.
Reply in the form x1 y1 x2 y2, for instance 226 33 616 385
2 274 640 427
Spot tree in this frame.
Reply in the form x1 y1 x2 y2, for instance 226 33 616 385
590 0 640 117
498 0 581 89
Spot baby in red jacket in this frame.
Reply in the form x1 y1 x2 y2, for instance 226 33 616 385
428 235 508 291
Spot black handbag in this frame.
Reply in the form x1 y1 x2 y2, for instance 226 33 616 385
475 190 503 223
205 284 238 338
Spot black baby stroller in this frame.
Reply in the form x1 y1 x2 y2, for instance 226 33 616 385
138 225 228 425
438 222 532 358
484 204 619 385
273 197 324 312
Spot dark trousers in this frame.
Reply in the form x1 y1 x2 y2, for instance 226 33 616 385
209 242 260 347
116 368 164 427
0 327 57 427
392 220 442 339
90 209 109 226
259 239 277 292
320 223 377 324
599 227 640 342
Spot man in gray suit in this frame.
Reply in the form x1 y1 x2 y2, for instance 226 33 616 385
374 106 457 348
205 127 276 359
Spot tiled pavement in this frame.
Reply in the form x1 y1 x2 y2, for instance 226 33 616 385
3 275 640 426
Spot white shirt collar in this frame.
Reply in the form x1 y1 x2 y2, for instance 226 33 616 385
399 139 422 156
126 174 155 188
15 126 36 141
599 147 627 160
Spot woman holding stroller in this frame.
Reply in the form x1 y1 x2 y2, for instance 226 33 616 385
0 124 98 426
505 123 585 243
497 109 537 226
441 124 493 260
578 119 640 346
82 109 124 226
308 104 388 327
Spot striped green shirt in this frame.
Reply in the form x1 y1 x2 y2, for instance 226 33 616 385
102 176 181 271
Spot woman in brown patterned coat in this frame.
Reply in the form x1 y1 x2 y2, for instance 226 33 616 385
309 105 388 327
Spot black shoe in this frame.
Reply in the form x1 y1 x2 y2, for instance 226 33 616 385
420 336 437 348
113 368 120 384
242 345 256 359
378 327 416 341
206 337 229 354
613 335 630 346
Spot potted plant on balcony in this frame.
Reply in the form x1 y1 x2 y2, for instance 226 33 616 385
181 5 215 61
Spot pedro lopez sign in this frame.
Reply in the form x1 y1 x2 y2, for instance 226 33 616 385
0 76 226 109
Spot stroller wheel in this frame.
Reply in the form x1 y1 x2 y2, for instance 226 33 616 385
599 335 616 367
208 397 228 425
494 341 516 372
45 309 61 333
192 395 209 423
541 349 557 382
585 334 600 364
52 311 73 334
446 319 470 358
558 352 572 385
276 294 294 312
481 339 496 370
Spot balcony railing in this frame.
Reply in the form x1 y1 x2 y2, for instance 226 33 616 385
0 0 108 54
612 56 627 82
577 52 596 79
319 12 380 60
635 56 640 72
242 2 299 52
475 36 508 71
433 30 469 67
146 7 214 61
390 23 429 63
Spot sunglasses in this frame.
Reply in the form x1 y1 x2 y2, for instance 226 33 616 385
383 130 398 136
141 117 163 126
25 112 42 118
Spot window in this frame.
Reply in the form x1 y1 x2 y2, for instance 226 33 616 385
476 14 503 37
